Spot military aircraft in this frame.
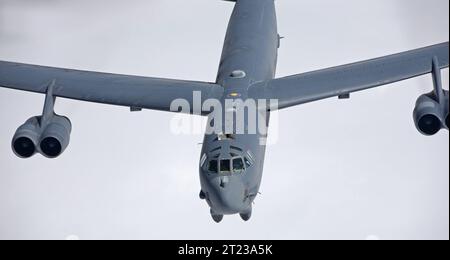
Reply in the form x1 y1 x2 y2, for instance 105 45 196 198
0 0 448 223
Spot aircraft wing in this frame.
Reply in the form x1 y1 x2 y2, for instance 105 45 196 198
249 42 449 110
0 61 223 115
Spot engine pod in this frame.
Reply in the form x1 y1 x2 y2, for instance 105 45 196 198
39 115 72 158
11 117 42 158
443 90 449 129
413 94 443 136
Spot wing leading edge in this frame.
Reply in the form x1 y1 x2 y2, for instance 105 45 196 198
249 42 449 110
0 61 224 115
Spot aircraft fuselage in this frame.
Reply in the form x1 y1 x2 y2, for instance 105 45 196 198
199 0 278 220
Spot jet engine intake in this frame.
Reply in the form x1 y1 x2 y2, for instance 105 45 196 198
39 115 72 158
11 117 41 158
413 93 447 136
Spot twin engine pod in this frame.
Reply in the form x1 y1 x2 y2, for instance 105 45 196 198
413 90 449 136
12 115 72 159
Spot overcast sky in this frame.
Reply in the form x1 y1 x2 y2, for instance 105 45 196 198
0 0 448 240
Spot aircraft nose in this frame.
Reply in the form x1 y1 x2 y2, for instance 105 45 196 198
211 176 247 214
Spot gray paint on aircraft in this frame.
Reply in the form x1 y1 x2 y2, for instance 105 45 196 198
0 0 448 223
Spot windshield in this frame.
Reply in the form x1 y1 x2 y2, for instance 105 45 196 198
220 159 231 173
208 160 218 173
208 157 247 174
233 158 245 172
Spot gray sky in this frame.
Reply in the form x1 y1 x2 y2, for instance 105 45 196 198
0 0 448 240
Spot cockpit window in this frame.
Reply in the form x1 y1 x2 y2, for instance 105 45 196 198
220 159 231 173
244 157 252 168
209 146 221 153
233 158 245 172
208 160 218 173
209 157 248 174
200 154 207 168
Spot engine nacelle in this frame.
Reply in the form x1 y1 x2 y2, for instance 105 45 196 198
413 93 446 136
39 115 72 158
443 90 449 130
11 117 42 158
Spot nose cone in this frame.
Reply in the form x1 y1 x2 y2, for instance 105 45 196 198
210 176 248 215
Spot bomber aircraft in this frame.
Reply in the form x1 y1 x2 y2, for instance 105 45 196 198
0 0 448 222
